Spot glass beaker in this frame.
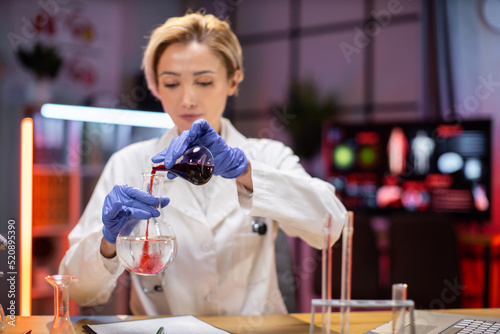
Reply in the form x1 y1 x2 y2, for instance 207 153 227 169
45 275 78 334
152 146 214 185
116 172 178 276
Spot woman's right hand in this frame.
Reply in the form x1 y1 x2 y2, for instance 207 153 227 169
152 119 248 179
101 185 170 244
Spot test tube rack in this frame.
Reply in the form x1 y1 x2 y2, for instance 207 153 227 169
313 211 416 334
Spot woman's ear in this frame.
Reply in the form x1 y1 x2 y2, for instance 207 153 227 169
227 69 243 96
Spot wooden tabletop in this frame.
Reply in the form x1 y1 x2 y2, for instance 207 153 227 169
4 309 499 334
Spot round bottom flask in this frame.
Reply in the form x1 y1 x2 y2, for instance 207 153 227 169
116 172 177 276
152 146 214 185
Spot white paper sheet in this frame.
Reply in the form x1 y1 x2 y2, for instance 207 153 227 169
84 315 231 334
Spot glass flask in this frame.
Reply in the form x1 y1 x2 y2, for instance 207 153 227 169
116 172 178 276
45 275 78 334
152 146 214 185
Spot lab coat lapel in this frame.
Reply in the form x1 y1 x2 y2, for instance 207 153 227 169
204 176 238 229
162 178 207 225
163 175 239 229
203 118 249 228
152 125 178 161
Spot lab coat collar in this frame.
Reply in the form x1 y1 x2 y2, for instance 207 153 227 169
219 117 247 148
152 117 247 154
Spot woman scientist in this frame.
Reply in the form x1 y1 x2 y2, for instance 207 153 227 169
59 12 346 316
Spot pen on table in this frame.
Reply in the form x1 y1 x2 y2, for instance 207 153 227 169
22 330 32 334
156 326 164 334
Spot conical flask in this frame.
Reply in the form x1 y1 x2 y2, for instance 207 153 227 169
152 146 214 185
116 172 178 275
45 275 78 334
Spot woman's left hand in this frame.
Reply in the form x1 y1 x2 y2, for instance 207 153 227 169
152 119 248 179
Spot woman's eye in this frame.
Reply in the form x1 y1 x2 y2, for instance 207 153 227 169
198 82 213 86
163 83 179 88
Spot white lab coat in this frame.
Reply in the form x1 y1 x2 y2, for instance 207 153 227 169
59 118 346 316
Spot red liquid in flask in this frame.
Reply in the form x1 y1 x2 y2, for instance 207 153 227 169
151 162 214 185
134 239 164 275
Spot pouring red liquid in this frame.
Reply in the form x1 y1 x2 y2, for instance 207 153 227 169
151 145 214 186
135 146 214 274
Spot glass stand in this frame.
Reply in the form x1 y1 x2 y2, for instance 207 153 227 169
45 275 78 334
315 211 416 334
309 299 416 334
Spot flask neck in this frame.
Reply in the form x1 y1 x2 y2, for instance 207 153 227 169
143 172 165 195
143 172 165 208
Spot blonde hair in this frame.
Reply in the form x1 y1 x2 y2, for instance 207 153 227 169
142 13 244 98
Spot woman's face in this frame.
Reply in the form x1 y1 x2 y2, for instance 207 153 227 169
156 41 238 133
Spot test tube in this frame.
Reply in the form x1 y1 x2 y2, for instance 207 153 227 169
392 283 408 334
321 214 334 334
340 211 354 334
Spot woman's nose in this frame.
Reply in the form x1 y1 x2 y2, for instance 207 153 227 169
181 86 196 109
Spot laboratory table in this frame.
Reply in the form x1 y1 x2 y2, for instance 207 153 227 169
4 308 500 333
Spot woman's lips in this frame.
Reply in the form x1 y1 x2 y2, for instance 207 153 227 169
179 114 203 122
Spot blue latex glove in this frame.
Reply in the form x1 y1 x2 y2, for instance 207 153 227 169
152 119 248 179
102 185 170 244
